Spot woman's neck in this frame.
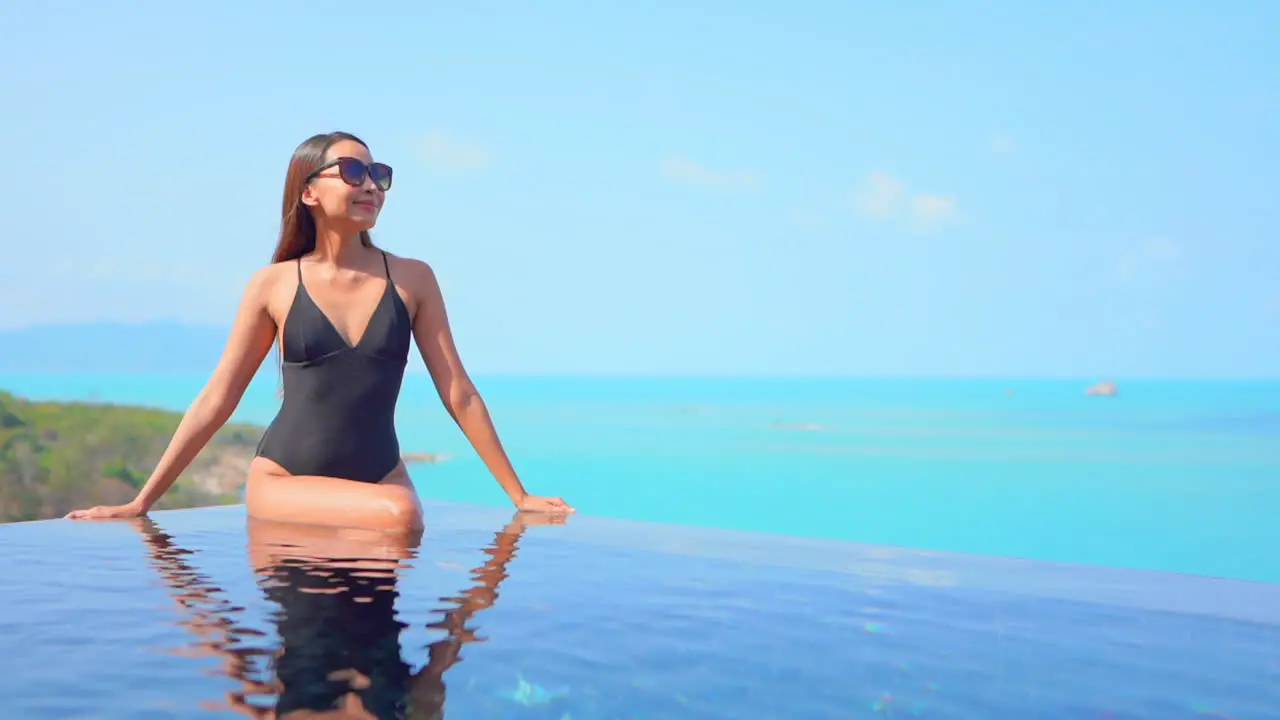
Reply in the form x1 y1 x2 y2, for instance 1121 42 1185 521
311 226 364 265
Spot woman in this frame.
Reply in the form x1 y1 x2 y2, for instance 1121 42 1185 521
66 131 572 530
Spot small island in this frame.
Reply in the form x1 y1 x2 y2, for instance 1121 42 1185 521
1085 381 1119 397
402 451 448 464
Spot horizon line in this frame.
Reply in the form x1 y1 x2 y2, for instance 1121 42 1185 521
2 370 1279 383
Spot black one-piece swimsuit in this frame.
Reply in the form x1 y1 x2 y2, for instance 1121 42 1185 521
255 251 413 483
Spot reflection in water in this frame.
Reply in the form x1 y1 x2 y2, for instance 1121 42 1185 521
132 512 552 719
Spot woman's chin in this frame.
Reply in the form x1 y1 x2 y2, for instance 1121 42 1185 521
346 215 379 231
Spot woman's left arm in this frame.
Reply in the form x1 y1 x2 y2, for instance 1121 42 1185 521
403 257 573 514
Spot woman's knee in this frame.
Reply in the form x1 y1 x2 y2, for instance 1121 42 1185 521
373 484 422 524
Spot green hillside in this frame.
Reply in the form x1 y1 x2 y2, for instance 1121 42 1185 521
0 389 261 522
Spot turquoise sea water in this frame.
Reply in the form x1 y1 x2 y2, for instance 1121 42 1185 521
2 372 1277 583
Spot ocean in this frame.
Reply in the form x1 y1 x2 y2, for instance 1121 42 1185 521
3 372 1277 584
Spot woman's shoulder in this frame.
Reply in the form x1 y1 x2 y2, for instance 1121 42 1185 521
252 260 299 286
237 261 298 304
383 250 438 284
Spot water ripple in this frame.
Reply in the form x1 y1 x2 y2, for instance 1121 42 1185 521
1 506 1277 718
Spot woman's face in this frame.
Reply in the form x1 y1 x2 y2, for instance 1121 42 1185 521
301 139 392 232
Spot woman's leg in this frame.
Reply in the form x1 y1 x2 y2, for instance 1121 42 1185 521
245 457 424 533
245 513 423 571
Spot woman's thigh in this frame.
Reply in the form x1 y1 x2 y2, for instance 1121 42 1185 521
245 457 423 533
245 514 421 576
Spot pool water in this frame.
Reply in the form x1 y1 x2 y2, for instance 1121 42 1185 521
1 501 1277 718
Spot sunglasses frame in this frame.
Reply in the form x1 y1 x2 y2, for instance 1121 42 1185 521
306 156 394 191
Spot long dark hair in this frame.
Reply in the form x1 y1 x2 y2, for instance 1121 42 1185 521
270 132 377 390
271 131 375 264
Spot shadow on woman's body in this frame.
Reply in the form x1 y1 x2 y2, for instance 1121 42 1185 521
132 511 558 719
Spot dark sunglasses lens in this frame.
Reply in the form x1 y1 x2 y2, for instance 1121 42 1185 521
336 157 369 187
369 163 393 191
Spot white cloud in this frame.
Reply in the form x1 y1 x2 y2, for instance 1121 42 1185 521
1116 238 1182 281
909 194 958 231
419 129 494 173
851 171 957 232
660 155 763 192
851 171 905 219
990 132 1018 154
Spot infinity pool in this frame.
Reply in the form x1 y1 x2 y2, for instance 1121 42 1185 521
1 501 1277 718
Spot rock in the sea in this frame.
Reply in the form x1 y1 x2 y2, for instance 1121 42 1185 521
402 451 447 463
1085 381 1118 397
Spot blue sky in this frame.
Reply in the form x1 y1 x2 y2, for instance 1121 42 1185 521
1 1 1276 377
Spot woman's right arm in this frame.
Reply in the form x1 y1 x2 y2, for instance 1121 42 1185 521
65 267 279 520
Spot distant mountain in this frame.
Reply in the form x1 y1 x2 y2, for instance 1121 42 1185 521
0 321 233 374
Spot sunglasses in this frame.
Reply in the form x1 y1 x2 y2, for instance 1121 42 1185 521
306 156 394 191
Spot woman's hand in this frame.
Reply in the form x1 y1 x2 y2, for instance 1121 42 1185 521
64 501 146 521
517 494 574 514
